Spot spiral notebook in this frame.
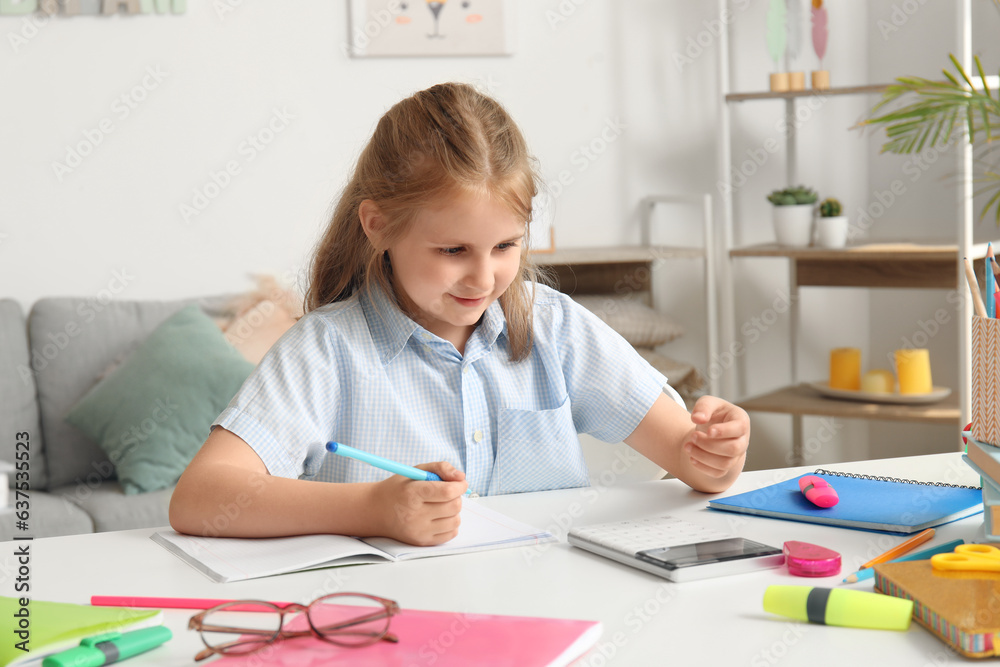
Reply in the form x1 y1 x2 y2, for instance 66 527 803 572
707 470 982 534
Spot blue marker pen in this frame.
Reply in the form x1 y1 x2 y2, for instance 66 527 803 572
326 442 475 497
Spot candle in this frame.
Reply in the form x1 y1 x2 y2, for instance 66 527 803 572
829 347 861 391
895 349 932 394
861 369 895 394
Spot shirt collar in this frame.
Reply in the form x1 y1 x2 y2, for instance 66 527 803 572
360 283 420 366
360 283 508 365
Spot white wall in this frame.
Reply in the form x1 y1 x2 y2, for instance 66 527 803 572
2 1 982 471
1 1 634 305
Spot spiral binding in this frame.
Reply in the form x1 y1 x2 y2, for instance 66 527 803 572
813 468 981 491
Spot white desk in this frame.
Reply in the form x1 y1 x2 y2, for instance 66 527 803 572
5 453 982 665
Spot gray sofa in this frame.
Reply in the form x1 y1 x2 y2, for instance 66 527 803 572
0 296 229 540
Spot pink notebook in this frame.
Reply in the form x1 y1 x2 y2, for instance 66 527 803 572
214 605 602 666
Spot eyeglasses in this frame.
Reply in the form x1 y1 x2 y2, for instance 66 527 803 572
188 592 400 661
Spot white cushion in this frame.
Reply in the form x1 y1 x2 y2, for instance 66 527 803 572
571 295 684 347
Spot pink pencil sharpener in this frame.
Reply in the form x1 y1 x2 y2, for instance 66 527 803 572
782 541 842 577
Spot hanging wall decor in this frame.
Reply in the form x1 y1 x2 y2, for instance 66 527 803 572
348 0 512 58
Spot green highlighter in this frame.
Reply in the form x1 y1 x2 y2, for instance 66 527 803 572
764 585 913 631
42 626 172 667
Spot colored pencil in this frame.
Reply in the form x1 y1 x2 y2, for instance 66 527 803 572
859 528 935 570
988 245 996 317
841 538 965 583
964 257 989 319
91 595 294 612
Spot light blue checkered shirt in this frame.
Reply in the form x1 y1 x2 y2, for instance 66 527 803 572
215 283 680 496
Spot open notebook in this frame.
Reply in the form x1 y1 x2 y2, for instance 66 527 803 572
152 500 555 583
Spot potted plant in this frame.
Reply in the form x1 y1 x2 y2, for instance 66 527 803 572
815 197 848 248
863 51 1000 223
767 185 818 246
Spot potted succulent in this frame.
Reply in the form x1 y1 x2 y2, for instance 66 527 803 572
815 197 848 248
767 185 818 246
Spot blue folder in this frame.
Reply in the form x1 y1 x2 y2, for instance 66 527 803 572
707 471 982 535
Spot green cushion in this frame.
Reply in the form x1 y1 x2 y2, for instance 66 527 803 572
66 305 255 494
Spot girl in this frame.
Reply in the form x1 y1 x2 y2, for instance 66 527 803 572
169 82 750 546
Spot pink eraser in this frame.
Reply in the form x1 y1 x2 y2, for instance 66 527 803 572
798 475 839 508
783 541 842 577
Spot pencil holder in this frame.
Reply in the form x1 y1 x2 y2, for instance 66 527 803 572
972 316 1000 446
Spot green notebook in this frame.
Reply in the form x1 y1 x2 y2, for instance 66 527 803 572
1 597 162 666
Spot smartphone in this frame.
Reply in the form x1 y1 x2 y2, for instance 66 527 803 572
635 537 784 582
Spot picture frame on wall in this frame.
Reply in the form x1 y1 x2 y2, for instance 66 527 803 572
347 0 513 58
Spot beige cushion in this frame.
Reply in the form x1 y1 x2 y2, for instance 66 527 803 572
634 348 704 397
571 295 684 347
224 299 298 364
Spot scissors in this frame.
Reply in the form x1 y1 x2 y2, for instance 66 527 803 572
931 544 1000 572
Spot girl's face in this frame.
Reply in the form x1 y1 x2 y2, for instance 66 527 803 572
386 190 525 353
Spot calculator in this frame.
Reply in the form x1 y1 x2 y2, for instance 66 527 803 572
567 515 784 582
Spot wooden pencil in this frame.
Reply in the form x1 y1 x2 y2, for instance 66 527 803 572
964 257 988 318
859 528 935 569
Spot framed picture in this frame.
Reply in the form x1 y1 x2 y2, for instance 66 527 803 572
348 0 513 57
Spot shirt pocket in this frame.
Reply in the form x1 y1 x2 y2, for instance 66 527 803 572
490 396 590 495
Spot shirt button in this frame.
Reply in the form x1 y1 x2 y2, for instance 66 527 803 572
473 430 483 442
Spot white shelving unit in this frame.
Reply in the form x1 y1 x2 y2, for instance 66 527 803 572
715 0 981 463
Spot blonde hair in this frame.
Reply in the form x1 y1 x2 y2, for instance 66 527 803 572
306 82 540 361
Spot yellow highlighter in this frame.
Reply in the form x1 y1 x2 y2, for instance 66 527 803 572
763 585 913 631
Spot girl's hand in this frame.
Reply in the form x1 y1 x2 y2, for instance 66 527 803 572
685 395 750 478
370 461 468 546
